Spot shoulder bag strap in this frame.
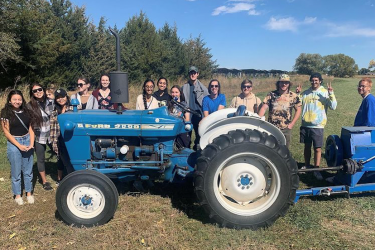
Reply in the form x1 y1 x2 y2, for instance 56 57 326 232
14 112 29 132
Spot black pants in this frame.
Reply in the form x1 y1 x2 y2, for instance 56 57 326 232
58 136 74 175
189 114 202 150
176 132 190 149
34 142 53 172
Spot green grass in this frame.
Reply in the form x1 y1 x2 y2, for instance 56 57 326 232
1 77 375 250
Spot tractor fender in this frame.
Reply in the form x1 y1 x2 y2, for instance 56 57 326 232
198 108 262 137
200 116 286 150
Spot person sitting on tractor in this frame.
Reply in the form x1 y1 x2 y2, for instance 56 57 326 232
229 79 261 113
354 77 375 127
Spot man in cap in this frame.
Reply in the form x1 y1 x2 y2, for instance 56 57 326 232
296 72 337 180
258 74 302 148
182 66 209 150
354 77 375 127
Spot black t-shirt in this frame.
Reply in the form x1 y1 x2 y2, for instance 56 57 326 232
153 90 172 107
2 111 30 136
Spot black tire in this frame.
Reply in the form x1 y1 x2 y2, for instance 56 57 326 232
194 129 299 229
56 170 119 227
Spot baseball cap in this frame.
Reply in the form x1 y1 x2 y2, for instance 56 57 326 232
188 66 198 73
54 88 67 98
279 74 290 82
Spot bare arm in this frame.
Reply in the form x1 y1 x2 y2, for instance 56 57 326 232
218 105 225 111
288 105 302 129
27 125 34 149
203 111 209 117
1 120 27 151
184 112 191 122
258 103 269 117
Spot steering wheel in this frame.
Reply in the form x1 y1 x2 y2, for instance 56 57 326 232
171 98 201 117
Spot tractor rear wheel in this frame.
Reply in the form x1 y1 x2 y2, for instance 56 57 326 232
194 129 299 229
56 170 118 227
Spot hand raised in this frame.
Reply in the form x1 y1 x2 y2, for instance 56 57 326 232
327 82 333 93
296 83 302 94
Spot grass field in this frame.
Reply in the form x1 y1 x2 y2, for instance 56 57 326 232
1 76 375 250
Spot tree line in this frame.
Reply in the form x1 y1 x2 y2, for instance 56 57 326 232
0 0 217 89
293 53 361 77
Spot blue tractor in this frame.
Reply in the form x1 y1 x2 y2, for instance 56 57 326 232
55 29 375 229
55 99 299 229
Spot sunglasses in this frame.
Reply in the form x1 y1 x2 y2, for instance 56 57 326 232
77 83 87 88
32 87 43 94
211 85 219 88
243 85 252 89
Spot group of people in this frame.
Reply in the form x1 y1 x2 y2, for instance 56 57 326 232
1 66 374 205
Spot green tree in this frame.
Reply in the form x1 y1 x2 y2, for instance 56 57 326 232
82 17 116 87
358 68 370 75
158 23 188 80
183 35 217 79
293 53 324 75
323 54 358 77
120 12 162 84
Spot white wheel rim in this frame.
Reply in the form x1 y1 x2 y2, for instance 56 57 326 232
213 152 281 216
66 184 105 219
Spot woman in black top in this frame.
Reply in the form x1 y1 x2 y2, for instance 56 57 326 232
153 77 171 107
1 90 35 205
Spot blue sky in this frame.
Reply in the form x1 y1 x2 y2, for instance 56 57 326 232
69 0 375 71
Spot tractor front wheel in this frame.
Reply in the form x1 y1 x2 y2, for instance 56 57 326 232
194 129 299 229
56 170 118 227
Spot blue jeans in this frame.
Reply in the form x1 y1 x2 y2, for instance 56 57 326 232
7 134 34 195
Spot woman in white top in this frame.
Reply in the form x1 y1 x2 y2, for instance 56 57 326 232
136 79 159 110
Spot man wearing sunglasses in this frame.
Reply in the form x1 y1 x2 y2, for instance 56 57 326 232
202 79 226 117
229 79 261 113
182 66 209 150
258 74 301 148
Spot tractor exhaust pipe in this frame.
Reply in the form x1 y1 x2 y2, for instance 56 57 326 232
110 28 121 71
109 27 129 113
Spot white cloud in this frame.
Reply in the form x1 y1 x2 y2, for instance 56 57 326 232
325 23 375 37
264 16 316 32
212 2 260 16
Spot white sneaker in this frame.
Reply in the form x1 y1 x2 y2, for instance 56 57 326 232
300 165 311 170
14 197 24 205
313 171 323 180
27 195 35 204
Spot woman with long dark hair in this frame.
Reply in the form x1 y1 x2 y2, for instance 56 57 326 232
50 88 74 184
71 77 98 110
92 74 114 109
168 85 191 148
136 79 159 110
1 90 35 205
27 83 54 191
153 77 171 107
